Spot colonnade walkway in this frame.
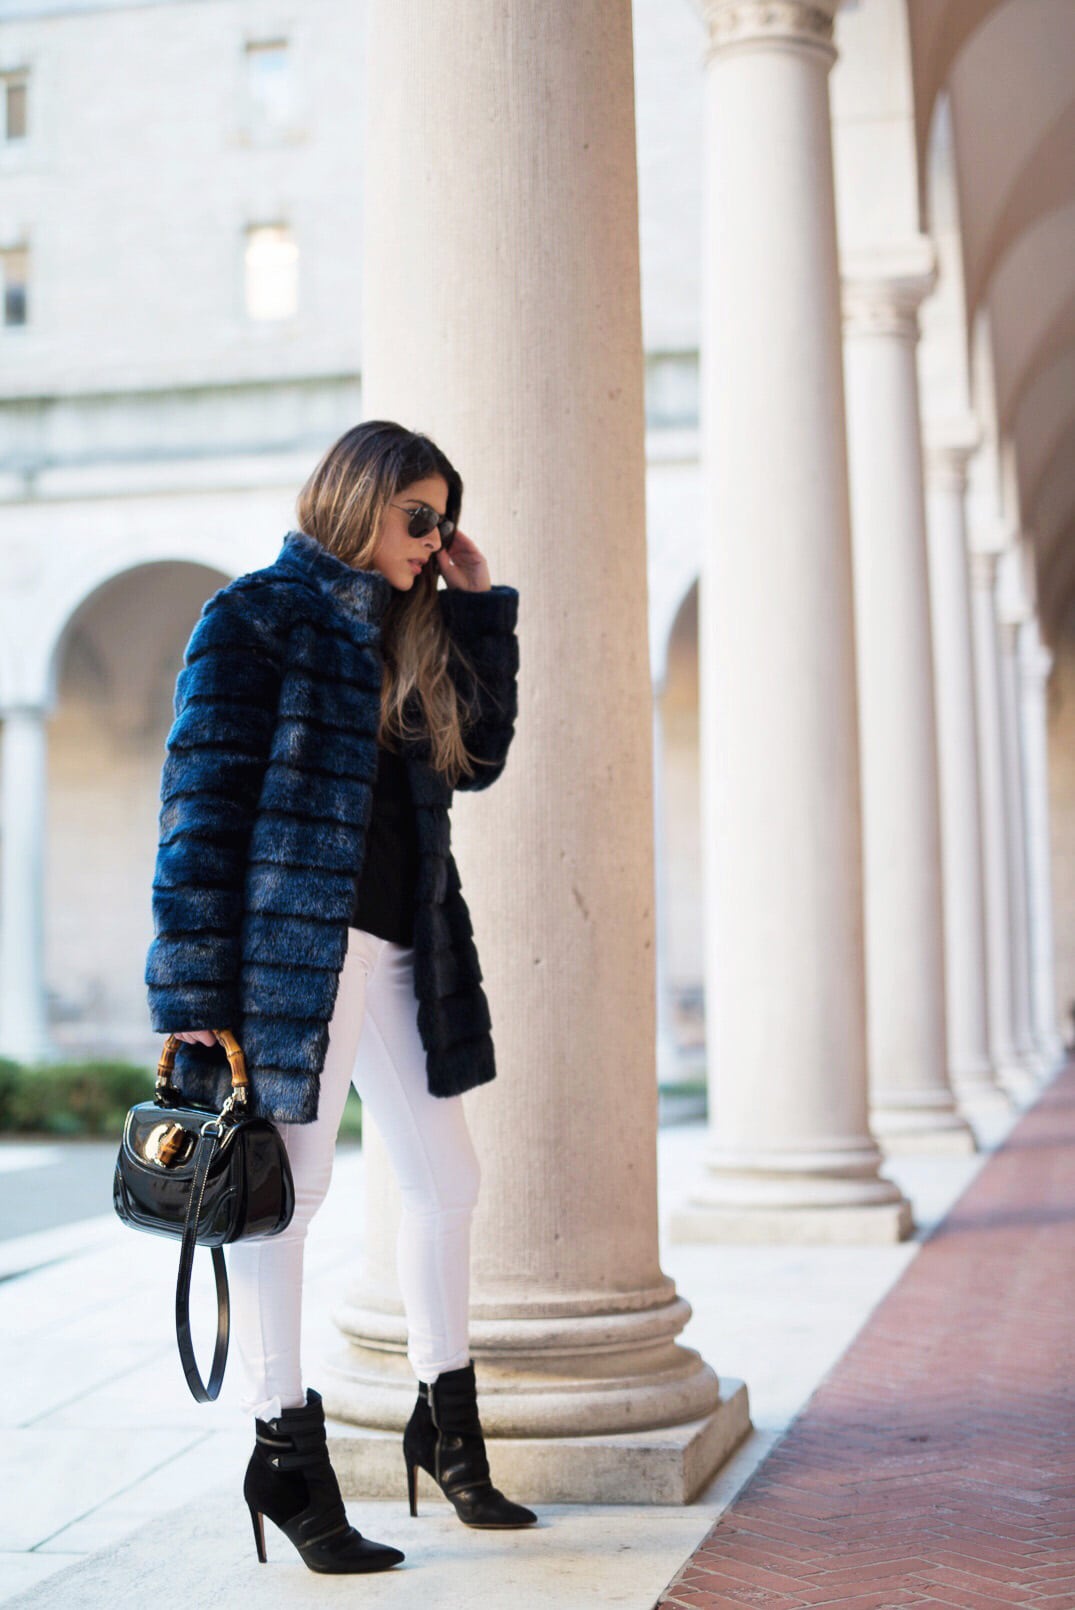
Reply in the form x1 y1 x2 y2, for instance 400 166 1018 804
1 1061 1069 1608
656 1060 1075 1610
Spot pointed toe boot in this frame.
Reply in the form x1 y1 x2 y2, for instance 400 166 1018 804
402 1359 538 1528
244 1387 405 1572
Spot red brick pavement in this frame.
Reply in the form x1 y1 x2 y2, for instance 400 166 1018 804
655 1059 1075 1610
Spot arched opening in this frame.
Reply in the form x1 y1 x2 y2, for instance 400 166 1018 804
44 560 231 1059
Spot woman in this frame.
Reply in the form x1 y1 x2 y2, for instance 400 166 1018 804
144 420 534 1575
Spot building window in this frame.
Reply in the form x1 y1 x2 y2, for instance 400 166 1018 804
3 71 28 141
244 224 298 320
2 246 28 325
244 39 291 136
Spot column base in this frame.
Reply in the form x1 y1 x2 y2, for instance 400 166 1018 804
996 1057 1044 1103
1034 1036 1068 1077
672 1138 914 1240
1023 1047 1058 1083
869 1098 978 1155
951 1070 1016 1114
948 1052 1010 1104
1013 1041 1049 1082
669 1197 913 1244
325 1379 752 1506
874 1125 979 1156
324 1287 723 1441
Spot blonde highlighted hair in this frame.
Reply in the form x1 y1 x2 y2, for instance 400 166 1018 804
294 420 482 788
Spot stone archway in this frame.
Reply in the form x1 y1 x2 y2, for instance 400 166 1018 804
4 560 231 1064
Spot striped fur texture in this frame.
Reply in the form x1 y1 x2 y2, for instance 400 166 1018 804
144 529 520 1122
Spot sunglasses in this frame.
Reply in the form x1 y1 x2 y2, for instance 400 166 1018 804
391 501 456 552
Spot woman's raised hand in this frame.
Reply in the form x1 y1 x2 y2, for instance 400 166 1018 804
436 526 491 592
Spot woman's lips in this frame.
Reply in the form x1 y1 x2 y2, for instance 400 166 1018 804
408 559 423 574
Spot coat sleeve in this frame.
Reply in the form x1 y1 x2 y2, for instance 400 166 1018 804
144 584 283 1034
439 583 520 792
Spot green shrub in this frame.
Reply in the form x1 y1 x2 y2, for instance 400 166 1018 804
0 1058 21 1128
5 1061 155 1137
0 1057 365 1144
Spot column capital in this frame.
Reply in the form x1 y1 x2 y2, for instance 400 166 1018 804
702 0 838 64
969 519 1014 565
1018 635 1054 688
969 548 1000 590
841 241 938 342
924 418 981 492
925 442 975 492
996 543 1034 630
997 598 1033 631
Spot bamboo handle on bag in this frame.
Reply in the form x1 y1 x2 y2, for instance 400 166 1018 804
156 1028 250 1097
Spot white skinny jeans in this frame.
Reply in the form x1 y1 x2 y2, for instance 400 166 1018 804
226 925 482 1421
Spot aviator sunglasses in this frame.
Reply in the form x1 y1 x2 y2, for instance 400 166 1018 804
391 501 456 553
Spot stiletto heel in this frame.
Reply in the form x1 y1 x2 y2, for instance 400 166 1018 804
243 1387 404 1573
248 1502 267 1563
401 1359 537 1528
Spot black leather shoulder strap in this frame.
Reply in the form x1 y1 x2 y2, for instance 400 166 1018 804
175 1127 230 1402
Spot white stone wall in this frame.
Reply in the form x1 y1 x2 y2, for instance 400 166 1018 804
1 0 366 397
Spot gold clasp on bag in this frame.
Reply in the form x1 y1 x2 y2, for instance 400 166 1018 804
145 1121 194 1167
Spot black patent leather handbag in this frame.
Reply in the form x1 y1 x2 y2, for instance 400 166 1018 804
113 1028 295 1403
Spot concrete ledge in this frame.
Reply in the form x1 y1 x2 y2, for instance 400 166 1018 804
329 1379 752 1505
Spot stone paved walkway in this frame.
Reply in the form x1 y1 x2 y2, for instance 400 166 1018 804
654 1059 1075 1610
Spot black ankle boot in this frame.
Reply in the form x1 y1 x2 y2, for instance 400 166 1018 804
244 1387 405 1572
403 1359 537 1527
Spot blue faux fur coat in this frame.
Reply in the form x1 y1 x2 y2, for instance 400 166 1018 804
144 528 520 1123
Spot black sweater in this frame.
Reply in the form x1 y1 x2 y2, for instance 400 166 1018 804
350 738 420 945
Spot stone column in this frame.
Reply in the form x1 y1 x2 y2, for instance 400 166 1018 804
841 250 974 1153
924 439 1007 1109
996 610 1043 1080
1018 618 1065 1069
0 706 52 1063
969 550 1031 1097
323 0 746 1504
671 0 911 1243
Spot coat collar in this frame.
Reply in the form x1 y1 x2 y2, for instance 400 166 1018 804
275 529 395 626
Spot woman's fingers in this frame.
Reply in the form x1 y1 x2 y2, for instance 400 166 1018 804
173 1029 218 1046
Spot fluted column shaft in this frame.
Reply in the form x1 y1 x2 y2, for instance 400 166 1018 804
1018 620 1064 1067
323 0 734 1498
674 0 910 1241
841 253 973 1150
0 706 52 1063
923 442 1003 1103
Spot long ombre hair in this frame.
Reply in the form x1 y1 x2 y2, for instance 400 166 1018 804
294 420 483 788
